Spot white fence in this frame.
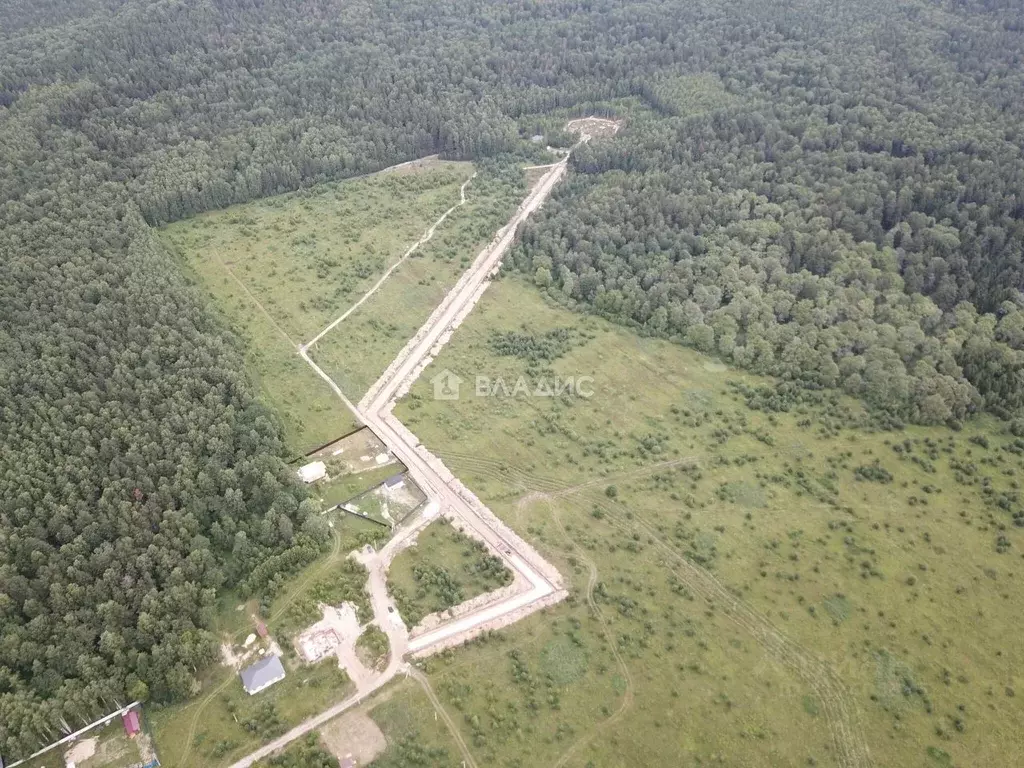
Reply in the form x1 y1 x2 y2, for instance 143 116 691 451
3 701 141 768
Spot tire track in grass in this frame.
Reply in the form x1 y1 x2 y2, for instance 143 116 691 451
544 497 635 768
563 491 872 768
215 254 297 348
176 674 236 768
437 451 697 500
177 529 345 767
304 173 476 351
264 525 345 627
408 668 479 768
456 469 871 767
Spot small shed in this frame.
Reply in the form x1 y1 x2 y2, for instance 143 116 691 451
240 654 286 695
255 621 269 638
122 709 141 738
298 461 327 484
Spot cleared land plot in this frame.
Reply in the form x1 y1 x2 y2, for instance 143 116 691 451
76 720 154 768
318 463 405 511
148 646 352 768
341 471 426 528
566 116 622 138
308 164 526 401
318 710 387 765
14 718 149 768
301 426 395 475
387 518 514 628
392 276 1024 767
160 161 473 452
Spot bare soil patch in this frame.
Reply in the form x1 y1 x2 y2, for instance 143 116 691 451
305 426 396 476
319 710 387 765
64 737 97 764
566 116 622 139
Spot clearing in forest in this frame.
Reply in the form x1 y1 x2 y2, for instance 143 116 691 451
159 160 474 452
645 72 741 116
391 276 1024 768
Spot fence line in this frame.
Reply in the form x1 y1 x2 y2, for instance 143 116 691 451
4 701 142 768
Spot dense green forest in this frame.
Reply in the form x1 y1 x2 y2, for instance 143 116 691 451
511 2 1024 426
1 0 1021 761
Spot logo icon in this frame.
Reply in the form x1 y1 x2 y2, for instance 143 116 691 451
431 369 463 400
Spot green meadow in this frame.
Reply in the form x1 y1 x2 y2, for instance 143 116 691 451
308 163 526 401
390 276 1024 767
387 519 514 628
160 161 474 452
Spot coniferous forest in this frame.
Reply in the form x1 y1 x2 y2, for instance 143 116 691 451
1 0 1022 759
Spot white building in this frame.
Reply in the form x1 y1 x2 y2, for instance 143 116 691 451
297 460 327 484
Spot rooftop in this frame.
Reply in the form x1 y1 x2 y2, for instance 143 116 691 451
239 654 286 695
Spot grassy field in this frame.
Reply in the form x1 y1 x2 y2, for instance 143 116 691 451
150 655 351 768
368 681 463 767
160 160 474 453
254 733 339 768
387 518 514 628
309 163 526 400
342 472 426 528
388 276 1024 767
319 464 402 510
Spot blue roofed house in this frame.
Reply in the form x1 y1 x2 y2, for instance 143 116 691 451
240 654 286 695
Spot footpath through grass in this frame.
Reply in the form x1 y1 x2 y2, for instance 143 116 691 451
368 681 464 767
391 276 1024 768
160 160 473 453
309 161 526 401
150 657 352 768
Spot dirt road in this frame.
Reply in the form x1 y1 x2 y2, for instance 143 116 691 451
356 156 574 653
228 118 870 768
228 140 585 767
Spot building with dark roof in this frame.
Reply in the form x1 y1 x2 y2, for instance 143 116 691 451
239 655 286 695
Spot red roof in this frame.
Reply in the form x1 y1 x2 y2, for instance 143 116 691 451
122 710 141 734
256 622 268 638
